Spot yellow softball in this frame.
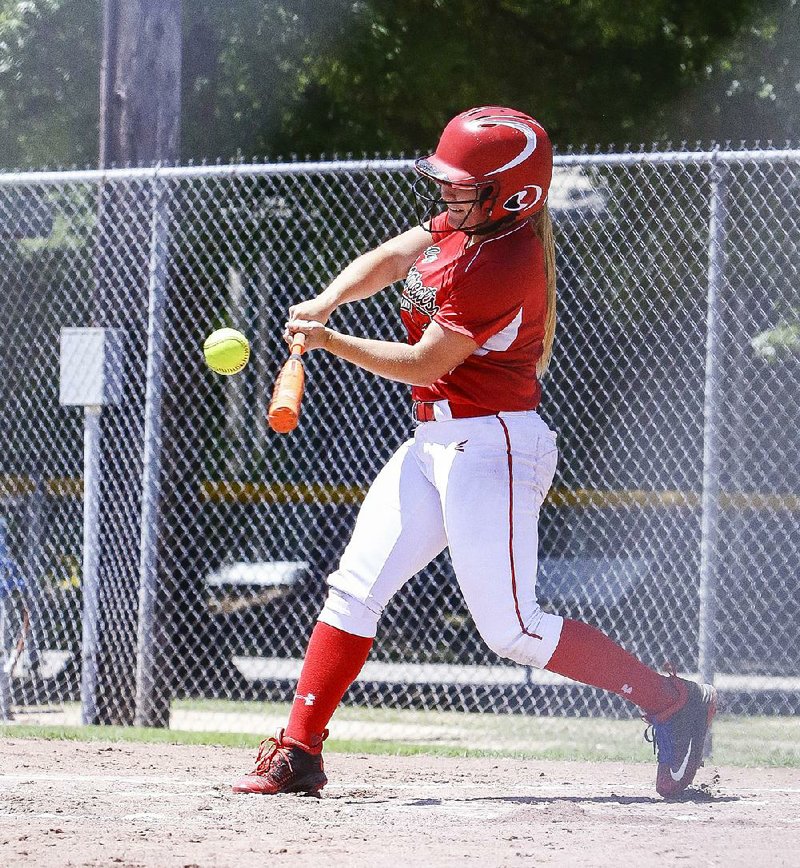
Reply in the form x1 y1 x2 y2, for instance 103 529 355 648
203 327 250 375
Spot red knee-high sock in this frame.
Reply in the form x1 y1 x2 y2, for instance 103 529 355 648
285 622 373 751
545 619 682 717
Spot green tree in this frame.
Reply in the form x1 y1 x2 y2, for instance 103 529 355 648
266 0 762 154
655 0 800 143
180 0 765 156
0 0 791 169
0 0 99 168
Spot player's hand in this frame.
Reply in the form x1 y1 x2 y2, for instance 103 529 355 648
288 297 335 326
283 319 331 351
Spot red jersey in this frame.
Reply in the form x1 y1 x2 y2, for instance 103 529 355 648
400 212 547 413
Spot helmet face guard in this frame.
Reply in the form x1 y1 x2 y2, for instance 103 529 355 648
413 105 552 234
411 174 498 235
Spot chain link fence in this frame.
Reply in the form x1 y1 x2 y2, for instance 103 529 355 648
0 151 798 743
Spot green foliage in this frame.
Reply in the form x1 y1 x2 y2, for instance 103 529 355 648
752 318 800 361
181 0 765 157
658 0 800 143
0 0 99 168
0 0 793 169
264 0 761 154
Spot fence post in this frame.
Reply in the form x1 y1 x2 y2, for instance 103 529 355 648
0 597 11 720
80 405 103 724
698 152 729 753
23 476 45 673
134 174 171 728
0 533 12 720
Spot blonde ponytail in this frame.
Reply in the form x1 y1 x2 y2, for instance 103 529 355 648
535 204 557 377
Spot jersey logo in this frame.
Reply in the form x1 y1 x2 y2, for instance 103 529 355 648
421 245 441 264
401 265 439 320
294 692 316 706
503 185 543 212
466 116 537 177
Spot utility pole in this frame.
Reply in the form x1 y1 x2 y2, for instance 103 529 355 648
89 0 181 725
100 1 181 168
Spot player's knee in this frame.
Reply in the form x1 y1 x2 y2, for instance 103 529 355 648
480 611 564 669
318 586 380 639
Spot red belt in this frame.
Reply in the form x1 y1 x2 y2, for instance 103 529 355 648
412 400 497 423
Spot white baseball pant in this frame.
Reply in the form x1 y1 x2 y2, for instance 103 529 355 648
319 409 564 669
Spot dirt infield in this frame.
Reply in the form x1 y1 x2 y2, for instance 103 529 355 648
1 739 798 867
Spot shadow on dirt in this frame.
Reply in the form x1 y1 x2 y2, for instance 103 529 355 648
399 789 741 807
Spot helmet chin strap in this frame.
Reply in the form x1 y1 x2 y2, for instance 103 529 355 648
461 214 518 236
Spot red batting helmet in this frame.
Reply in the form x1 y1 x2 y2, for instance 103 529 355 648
414 106 553 227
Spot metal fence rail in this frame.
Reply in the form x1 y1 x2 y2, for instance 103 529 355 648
0 150 798 736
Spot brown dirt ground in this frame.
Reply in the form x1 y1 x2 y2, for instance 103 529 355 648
1 738 798 867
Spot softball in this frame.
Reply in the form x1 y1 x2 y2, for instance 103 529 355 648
203 327 250 375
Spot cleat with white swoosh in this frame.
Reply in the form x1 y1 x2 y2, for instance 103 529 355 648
644 678 717 799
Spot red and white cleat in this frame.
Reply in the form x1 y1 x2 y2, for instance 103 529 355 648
232 728 328 796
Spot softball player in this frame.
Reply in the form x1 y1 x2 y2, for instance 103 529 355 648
233 106 716 799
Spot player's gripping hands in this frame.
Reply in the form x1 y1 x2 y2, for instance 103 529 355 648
287 296 337 326
283 318 330 351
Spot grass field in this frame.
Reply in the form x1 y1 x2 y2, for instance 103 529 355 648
3 699 799 767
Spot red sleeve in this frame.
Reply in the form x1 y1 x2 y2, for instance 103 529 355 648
433 261 523 347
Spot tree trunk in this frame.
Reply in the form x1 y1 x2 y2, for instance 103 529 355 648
89 0 181 726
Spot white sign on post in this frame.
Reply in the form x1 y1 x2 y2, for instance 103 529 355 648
59 327 124 407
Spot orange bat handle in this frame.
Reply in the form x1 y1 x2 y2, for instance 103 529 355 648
290 332 306 356
268 332 307 434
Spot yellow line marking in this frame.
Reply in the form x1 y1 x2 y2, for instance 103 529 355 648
199 480 368 505
2 476 798 512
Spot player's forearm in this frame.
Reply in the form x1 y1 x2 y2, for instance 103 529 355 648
323 330 439 387
315 227 429 313
317 247 409 311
